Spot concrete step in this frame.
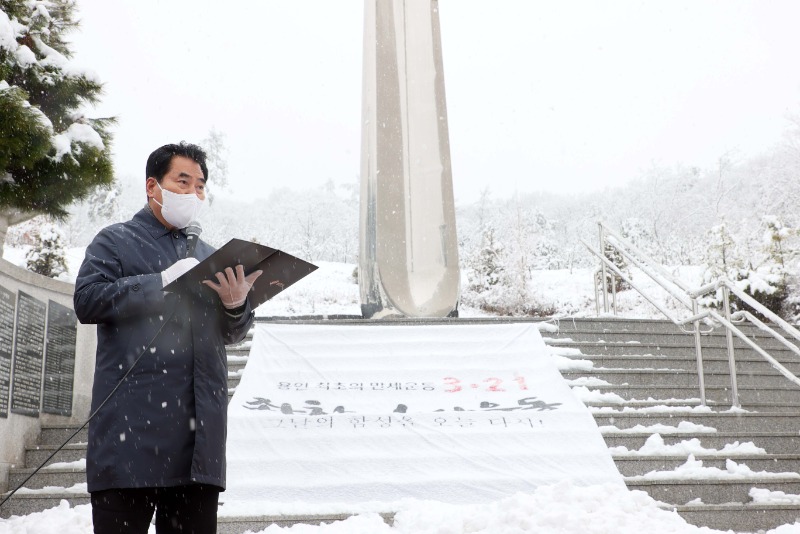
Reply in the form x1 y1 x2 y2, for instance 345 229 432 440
8 467 85 490
228 373 242 390
548 340 800 360
585 398 709 410
546 330 799 350
576 384 800 405
675 503 800 532
612 454 800 477
228 359 247 373
602 432 800 455
38 425 88 448
550 318 698 334
556 353 800 375
25 444 86 466
588 400 800 413
565 368 796 389
592 411 800 433
0 490 89 519
226 347 251 357
550 317 789 337
626 477 800 506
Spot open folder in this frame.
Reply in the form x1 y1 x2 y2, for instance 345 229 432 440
162 238 318 310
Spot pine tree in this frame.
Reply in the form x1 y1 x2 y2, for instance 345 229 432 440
0 0 114 251
25 221 67 278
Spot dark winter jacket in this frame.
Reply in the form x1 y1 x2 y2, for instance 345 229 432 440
74 207 254 493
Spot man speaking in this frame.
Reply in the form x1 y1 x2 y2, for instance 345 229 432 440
74 142 261 533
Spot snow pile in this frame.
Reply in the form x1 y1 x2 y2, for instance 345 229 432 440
591 405 714 414
0 9 20 51
570 386 626 404
599 421 717 434
52 123 105 161
387 483 725 534
43 459 86 470
750 487 800 505
567 376 611 386
627 455 800 481
609 434 767 456
0 481 750 534
13 482 87 495
0 500 94 534
547 346 596 372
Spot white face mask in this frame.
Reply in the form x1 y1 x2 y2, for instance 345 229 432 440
153 181 205 229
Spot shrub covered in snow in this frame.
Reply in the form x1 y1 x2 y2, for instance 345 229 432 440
25 221 67 278
698 219 793 320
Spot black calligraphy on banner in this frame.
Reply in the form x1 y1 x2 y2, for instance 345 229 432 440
249 414 547 431
11 292 46 417
0 284 16 418
277 381 436 392
42 301 77 416
244 396 561 416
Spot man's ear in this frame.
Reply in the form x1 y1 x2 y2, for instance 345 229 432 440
145 177 157 198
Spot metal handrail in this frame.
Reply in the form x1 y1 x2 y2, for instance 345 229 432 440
583 221 800 408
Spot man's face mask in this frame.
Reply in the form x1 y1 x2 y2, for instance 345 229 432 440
153 181 205 229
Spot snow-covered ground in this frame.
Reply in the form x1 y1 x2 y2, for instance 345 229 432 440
3 246 707 321
0 480 766 534
2 249 799 533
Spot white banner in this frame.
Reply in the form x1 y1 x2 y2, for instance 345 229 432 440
224 323 623 510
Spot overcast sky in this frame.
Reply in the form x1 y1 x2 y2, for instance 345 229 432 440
69 1 800 204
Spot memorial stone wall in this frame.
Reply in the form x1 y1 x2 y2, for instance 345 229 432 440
0 258 96 493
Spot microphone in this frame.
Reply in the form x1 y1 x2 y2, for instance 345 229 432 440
185 220 202 259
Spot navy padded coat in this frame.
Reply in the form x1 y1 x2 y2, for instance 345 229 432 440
74 207 254 492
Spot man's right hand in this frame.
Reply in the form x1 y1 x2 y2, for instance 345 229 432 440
161 257 200 288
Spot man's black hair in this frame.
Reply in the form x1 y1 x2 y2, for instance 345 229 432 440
146 142 209 182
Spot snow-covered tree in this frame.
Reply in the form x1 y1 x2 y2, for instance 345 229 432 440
602 242 629 292
86 179 119 223
25 221 67 278
702 221 740 282
697 219 788 318
200 127 229 202
0 0 114 251
468 225 505 292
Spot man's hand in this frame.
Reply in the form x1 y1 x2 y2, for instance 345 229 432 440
202 265 263 309
161 258 200 288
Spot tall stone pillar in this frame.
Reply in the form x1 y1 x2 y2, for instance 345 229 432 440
359 0 460 319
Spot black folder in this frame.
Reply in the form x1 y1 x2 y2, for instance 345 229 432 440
163 238 318 310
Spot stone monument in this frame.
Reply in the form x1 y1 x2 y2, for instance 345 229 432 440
359 0 461 319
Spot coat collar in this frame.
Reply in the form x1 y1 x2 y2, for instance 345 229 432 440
133 205 184 239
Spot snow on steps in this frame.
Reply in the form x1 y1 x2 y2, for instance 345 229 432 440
4 318 800 532
550 317 800 531
0 334 254 521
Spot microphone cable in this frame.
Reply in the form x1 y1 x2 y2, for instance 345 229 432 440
2 225 205 509
0 315 173 510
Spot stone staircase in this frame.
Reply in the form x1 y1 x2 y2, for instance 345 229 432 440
0 339 254 524
548 317 800 532
3 317 800 532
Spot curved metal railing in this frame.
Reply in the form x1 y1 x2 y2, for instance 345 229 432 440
581 222 800 408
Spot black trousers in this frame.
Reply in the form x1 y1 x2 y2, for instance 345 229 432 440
90 485 220 534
